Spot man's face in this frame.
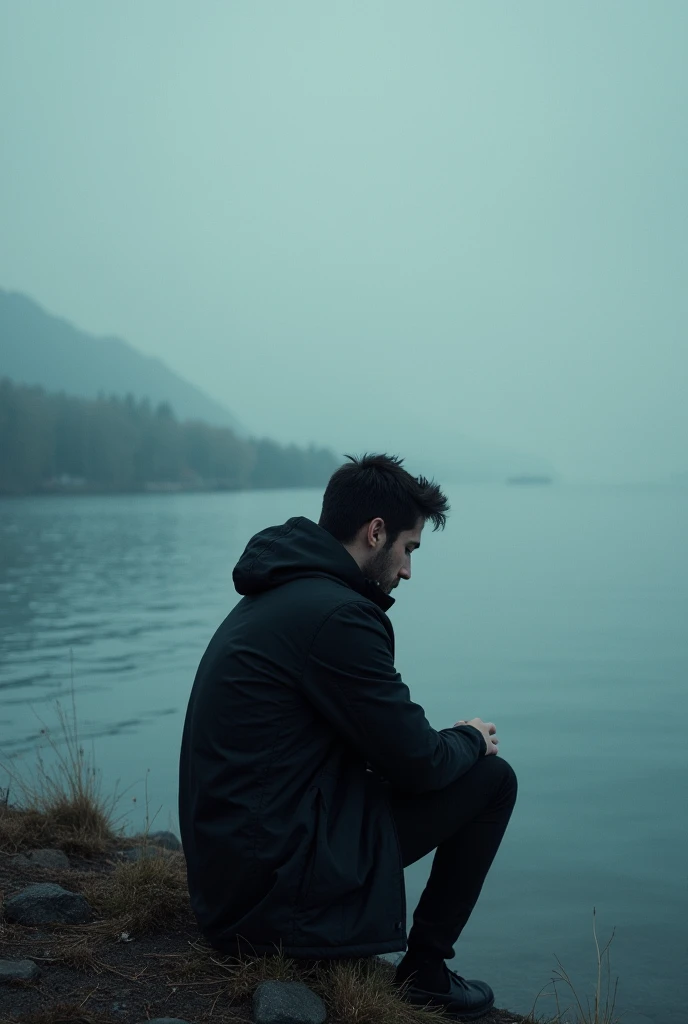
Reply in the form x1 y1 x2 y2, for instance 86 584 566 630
364 519 424 595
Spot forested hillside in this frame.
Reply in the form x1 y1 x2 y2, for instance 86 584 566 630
0 379 338 495
0 289 245 432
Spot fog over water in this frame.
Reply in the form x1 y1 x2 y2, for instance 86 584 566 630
1 2 687 482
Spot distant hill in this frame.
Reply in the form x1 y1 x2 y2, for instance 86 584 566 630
0 289 244 432
0 287 557 487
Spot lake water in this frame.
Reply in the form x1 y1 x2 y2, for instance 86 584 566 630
0 485 686 1023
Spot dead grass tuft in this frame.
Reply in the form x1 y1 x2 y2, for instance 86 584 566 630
0 804 54 854
147 939 302 998
83 850 190 935
0 687 122 858
40 935 105 973
0 793 114 859
548 909 621 1024
312 958 447 1024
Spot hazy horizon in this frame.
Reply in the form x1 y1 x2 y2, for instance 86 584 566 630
1 2 687 484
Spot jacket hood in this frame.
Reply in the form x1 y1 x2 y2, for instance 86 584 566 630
232 516 394 612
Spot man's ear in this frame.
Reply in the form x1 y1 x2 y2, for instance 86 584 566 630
366 517 386 549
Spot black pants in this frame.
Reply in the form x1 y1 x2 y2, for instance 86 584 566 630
383 755 518 964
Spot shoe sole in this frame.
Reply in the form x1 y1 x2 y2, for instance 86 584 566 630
404 990 495 1021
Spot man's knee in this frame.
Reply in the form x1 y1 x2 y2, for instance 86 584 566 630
476 754 518 805
495 755 517 784
494 756 517 806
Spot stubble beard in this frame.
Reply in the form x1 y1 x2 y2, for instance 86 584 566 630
364 544 398 595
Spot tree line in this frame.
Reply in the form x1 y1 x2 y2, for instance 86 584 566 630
0 378 339 495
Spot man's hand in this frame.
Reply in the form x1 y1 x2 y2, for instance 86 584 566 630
454 718 499 756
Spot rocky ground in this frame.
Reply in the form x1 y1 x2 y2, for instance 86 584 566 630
0 823 531 1024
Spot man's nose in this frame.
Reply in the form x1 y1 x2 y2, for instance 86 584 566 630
399 566 411 581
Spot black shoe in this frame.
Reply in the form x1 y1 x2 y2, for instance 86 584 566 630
400 968 495 1020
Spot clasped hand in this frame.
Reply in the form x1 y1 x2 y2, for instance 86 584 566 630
454 717 499 755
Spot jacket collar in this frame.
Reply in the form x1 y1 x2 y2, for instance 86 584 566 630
233 516 395 613
360 576 395 612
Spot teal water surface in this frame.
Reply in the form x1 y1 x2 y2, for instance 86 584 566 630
0 485 686 1023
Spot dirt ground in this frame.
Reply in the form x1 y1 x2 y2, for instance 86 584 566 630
0 848 529 1024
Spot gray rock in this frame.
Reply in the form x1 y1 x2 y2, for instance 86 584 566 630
0 959 41 983
4 883 92 925
147 831 181 851
252 980 327 1024
26 848 70 870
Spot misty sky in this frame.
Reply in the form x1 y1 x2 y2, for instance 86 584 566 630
1 1 687 483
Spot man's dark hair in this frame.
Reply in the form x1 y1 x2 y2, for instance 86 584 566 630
318 453 449 544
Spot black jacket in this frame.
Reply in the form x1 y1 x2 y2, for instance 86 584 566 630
178 517 486 958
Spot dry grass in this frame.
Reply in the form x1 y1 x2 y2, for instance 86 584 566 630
145 945 446 1023
0 803 114 859
549 910 620 1024
36 935 106 974
0 805 54 854
313 958 447 1023
145 939 302 997
83 849 190 936
0 686 122 858
524 910 620 1024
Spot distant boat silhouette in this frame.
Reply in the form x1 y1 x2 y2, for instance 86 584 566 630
506 475 553 486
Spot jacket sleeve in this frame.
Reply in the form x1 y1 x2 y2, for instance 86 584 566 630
301 599 486 794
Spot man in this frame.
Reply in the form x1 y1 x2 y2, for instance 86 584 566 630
179 453 517 1020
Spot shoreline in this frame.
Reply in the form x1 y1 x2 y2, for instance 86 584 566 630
0 813 531 1024
0 483 321 500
